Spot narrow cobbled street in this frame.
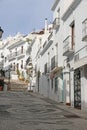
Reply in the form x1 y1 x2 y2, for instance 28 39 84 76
0 91 87 130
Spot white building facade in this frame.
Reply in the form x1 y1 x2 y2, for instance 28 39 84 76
30 20 53 93
0 33 34 83
52 0 87 110
31 0 87 111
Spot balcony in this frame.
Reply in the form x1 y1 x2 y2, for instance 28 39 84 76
51 55 62 74
82 19 87 41
51 0 60 11
26 56 31 65
48 32 53 41
53 18 60 29
8 52 16 61
41 33 53 56
74 45 87 69
63 35 74 56
62 0 81 21
17 49 26 56
8 49 26 61
43 32 53 48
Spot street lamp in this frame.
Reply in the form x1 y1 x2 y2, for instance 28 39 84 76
0 27 4 39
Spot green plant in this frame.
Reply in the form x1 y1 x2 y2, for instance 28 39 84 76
26 38 32 44
16 69 20 78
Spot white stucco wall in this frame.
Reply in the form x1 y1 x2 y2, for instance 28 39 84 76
62 0 87 110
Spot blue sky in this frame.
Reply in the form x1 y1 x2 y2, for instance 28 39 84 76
0 0 54 39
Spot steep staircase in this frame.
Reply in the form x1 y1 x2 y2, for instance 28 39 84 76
9 80 28 92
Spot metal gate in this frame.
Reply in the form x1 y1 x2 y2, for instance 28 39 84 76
74 68 81 109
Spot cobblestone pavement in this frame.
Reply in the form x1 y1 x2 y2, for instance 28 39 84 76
0 91 87 130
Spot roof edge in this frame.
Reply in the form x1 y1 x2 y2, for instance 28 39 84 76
51 0 60 11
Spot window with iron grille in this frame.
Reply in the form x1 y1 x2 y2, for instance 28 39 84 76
17 63 19 70
21 60 23 69
13 63 15 71
51 56 55 70
55 77 58 93
21 46 23 54
44 63 47 74
51 79 53 89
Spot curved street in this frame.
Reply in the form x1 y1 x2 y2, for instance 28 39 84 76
0 91 87 130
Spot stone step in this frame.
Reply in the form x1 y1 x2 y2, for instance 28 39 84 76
9 81 28 92
10 88 27 92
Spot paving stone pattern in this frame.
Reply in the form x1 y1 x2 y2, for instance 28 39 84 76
0 91 87 130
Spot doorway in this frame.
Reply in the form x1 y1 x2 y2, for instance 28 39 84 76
74 68 81 109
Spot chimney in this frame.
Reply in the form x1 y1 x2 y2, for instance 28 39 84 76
45 18 48 33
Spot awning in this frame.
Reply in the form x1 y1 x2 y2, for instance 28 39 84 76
51 66 63 74
74 56 87 69
50 66 62 79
